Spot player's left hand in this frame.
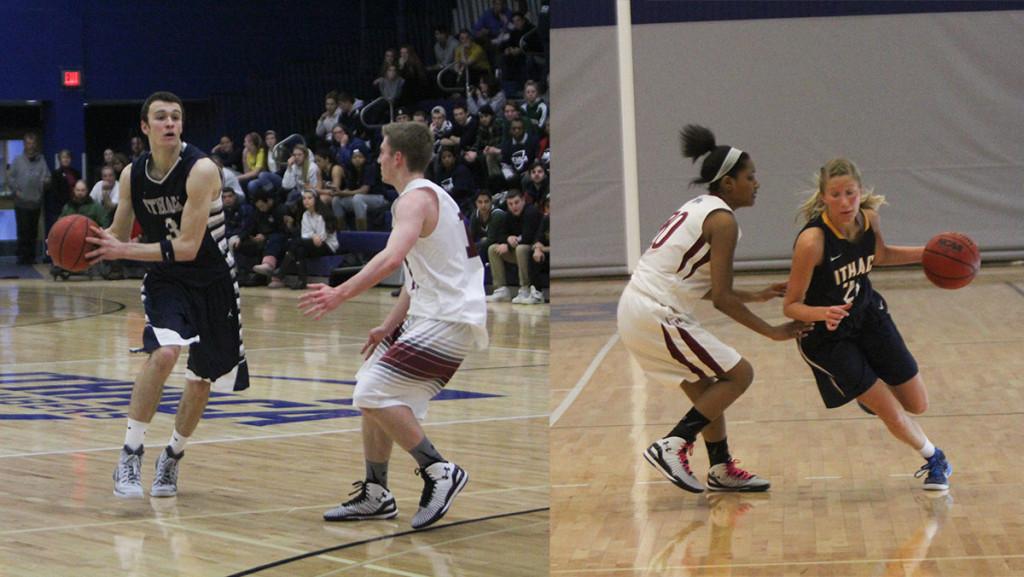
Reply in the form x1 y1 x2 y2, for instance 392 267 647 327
84 225 127 263
298 283 345 320
756 282 787 301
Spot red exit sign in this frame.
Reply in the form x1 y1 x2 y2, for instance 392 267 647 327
62 70 82 88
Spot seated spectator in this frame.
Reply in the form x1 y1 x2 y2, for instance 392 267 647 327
398 44 429 105
211 135 243 172
463 105 504 189
46 149 80 237
501 118 538 186
337 92 367 140
440 103 478 154
499 101 535 140
521 160 548 205
499 12 541 94
470 190 504 258
211 156 245 199
394 107 411 123
89 165 120 223
111 153 129 179
315 91 343 142
281 143 320 204
329 124 367 167
237 132 268 190
428 146 475 215
372 48 398 89
430 106 453 151
268 190 339 290
129 136 147 164
264 130 284 174
222 187 254 261
486 189 540 302
377 64 405 103
313 147 346 207
520 80 548 130
412 110 429 125
61 179 109 227
467 75 506 118
514 195 548 304
429 25 459 72
331 146 386 231
472 0 513 48
245 194 291 281
454 28 491 86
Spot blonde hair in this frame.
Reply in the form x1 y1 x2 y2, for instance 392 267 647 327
797 157 886 223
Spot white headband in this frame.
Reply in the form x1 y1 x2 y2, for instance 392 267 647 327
709 147 743 184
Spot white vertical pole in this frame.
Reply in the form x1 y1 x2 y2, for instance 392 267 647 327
616 0 641 273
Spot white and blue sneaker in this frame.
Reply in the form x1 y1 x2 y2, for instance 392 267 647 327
915 448 952 491
113 445 144 498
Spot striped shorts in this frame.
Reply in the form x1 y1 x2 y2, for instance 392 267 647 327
354 316 476 419
617 285 741 386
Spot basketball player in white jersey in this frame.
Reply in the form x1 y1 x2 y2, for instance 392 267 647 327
300 122 487 529
619 125 810 494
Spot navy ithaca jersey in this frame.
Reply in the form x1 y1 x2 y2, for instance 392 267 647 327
800 210 877 338
130 143 232 286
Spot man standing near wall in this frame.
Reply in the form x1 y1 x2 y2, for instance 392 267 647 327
8 132 51 265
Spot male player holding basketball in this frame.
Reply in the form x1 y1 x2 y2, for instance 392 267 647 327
783 157 951 490
300 122 486 529
87 91 248 498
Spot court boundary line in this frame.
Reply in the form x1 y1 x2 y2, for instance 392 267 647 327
224 507 549 577
549 333 618 426
0 413 548 459
553 410 1024 430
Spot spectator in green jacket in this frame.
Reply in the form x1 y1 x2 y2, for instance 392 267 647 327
61 179 110 227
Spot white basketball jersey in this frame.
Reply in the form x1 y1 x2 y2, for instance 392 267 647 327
398 178 488 342
628 194 740 314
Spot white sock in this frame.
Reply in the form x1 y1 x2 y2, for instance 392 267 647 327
125 418 148 451
918 439 936 459
168 430 189 455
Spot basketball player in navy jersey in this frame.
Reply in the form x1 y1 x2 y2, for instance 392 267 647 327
618 125 810 494
783 157 951 490
86 91 249 498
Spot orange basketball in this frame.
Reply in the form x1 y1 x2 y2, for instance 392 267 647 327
46 215 95 273
922 232 980 290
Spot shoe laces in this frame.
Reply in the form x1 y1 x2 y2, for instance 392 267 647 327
154 451 179 485
724 459 754 480
676 442 695 475
119 454 141 484
342 480 371 506
415 468 438 507
914 452 947 479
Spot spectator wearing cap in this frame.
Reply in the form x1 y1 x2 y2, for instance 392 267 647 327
394 107 411 122
331 145 386 231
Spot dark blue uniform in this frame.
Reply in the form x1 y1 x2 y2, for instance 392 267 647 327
796 211 916 408
131 143 249 391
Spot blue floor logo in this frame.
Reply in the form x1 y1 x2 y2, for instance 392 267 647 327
0 372 500 426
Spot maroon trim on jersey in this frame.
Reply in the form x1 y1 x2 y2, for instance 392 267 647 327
675 326 724 375
661 325 708 379
675 238 706 273
681 252 712 280
379 341 462 384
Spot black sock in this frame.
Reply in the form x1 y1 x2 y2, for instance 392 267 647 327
409 437 445 468
667 407 711 443
365 460 389 488
705 438 731 467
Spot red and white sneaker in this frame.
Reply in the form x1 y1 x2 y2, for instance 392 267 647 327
644 436 704 493
706 459 771 492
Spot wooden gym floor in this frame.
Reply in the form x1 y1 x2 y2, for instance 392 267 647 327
0 274 548 577
550 265 1024 577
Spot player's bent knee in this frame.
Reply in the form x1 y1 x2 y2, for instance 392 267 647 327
149 346 181 371
722 358 754 390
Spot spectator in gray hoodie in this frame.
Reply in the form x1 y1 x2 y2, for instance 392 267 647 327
8 132 51 264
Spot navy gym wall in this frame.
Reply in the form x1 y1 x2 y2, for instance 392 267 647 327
552 1 1024 276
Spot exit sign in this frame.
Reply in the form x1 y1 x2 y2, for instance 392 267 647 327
62 70 82 88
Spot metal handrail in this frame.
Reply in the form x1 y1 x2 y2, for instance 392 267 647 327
520 27 545 56
358 96 395 129
436 61 471 95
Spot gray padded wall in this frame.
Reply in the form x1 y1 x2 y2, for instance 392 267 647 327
555 10 1024 275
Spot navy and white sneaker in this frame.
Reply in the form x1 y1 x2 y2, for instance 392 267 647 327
113 445 144 498
151 446 183 497
643 436 703 493
324 481 398 521
411 461 468 529
706 459 771 492
915 448 952 491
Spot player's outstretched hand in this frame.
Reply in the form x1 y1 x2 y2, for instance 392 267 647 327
768 320 813 341
757 282 788 301
361 326 390 360
84 225 127 264
298 283 344 320
823 302 853 331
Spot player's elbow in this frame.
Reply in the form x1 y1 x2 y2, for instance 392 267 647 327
711 292 732 311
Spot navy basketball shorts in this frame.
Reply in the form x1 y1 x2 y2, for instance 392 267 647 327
796 294 918 408
140 272 249 392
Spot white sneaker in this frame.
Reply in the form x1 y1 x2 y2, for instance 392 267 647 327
487 287 514 302
511 287 531 304
643 437 703 493
151 446 183 497
706 459 771 492
252 263 274 277
113 445 144 498
323 481 398 521
411 461 469 529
